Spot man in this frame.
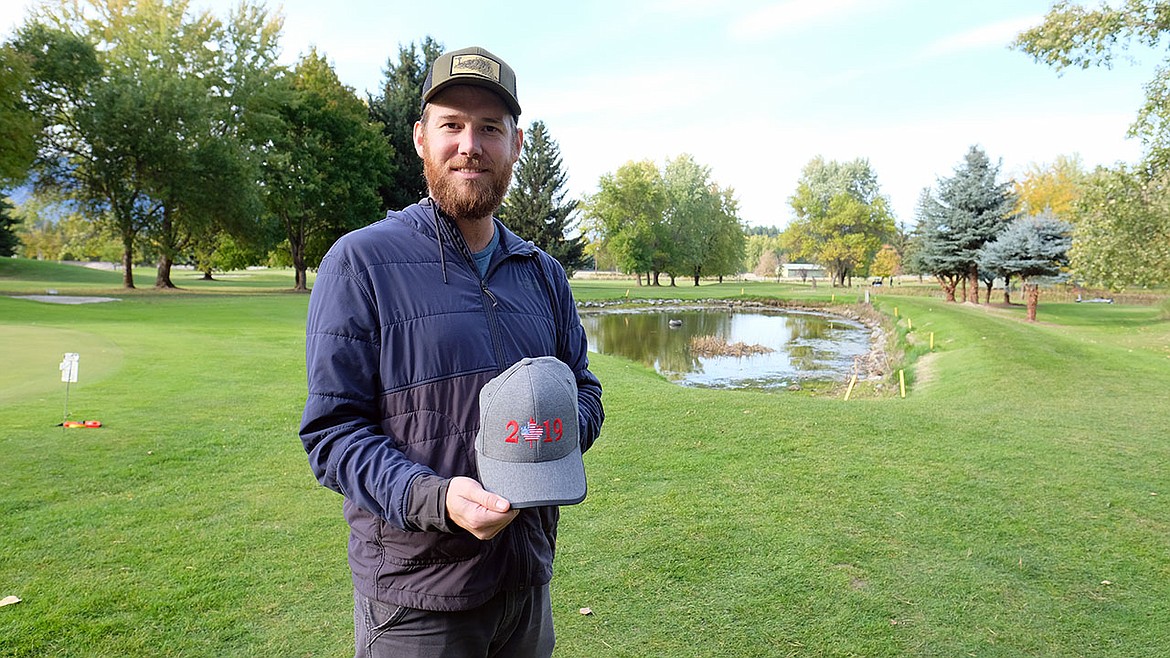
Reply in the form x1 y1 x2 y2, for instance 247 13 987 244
300 46 604 658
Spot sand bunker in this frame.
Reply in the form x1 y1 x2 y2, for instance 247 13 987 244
13 295 121 305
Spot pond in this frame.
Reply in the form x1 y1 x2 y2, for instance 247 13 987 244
579 307 872 390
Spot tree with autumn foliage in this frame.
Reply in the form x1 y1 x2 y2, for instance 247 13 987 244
1016 5 1170 290
1013 154 1087 219
869 244 902 284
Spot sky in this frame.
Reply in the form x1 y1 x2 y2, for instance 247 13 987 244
2 0 1162 228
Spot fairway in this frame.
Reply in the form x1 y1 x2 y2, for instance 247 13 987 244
2 260 1169 657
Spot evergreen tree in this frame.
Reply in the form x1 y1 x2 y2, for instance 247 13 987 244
499 120 587 276
368 38 443 211
745 225 783 237
979 213 1072 321
913 146 1017 302
0 197 20 256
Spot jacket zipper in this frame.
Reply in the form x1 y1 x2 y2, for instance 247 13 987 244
481 274 508 370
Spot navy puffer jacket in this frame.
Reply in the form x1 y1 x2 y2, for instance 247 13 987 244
300 198 604 611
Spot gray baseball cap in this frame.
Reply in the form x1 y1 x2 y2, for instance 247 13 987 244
421 46 521 118
474 357 586 508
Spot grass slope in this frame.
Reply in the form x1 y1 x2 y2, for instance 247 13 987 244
1 260 1168 657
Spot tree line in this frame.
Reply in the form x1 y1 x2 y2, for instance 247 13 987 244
0 0 588 288
906 1 1170 318
740 0 1170 315
3 0 1169 299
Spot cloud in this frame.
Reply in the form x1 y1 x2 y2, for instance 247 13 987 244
729 0 896 41
919 15 1042 60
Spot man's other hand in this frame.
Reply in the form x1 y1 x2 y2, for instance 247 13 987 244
446 476 519 540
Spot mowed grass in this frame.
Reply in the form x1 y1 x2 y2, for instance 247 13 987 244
0 259 311 295
2 259 1169 657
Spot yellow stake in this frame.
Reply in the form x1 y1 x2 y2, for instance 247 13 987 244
894 306 899 317
844 373 858 401
907 318 912 330
899 369 906 398
930 332 935 351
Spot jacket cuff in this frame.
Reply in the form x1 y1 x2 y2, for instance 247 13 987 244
405 474 454 533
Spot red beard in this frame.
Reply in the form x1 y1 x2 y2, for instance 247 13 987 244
423 153 513 223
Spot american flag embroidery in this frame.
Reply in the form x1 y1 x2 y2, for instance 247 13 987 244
521 418 544 445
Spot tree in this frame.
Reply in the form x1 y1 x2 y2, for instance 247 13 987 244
1015 1 1170 165
583 159 666 285
137 2 280 287
706 187 747 282
13 20 139 283
913 146 1017 302
0 43 37 186
754 248 781 279
1070 163 1170 290
13 190 122 262
499 120 587 276
0 197 20 256
261 50 392 290
870 244 902 284
746 233 785 278
784 156 894 286
659 154 745 286
191 231 272 279
12 0 282 288
368 38 443 211
979 213 1073 321
584 156 742 286
1013 154 1087 219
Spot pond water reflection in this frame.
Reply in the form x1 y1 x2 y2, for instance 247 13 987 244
580 308 871 390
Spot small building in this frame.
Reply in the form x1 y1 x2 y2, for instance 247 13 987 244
781 263 826 279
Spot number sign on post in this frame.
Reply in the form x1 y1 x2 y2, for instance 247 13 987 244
60 352 79 383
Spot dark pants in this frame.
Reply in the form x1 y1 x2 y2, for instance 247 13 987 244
353 585 555 658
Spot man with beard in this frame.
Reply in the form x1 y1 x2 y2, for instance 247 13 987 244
299 46 604 658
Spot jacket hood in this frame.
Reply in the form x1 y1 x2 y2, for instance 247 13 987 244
391 198 538 284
